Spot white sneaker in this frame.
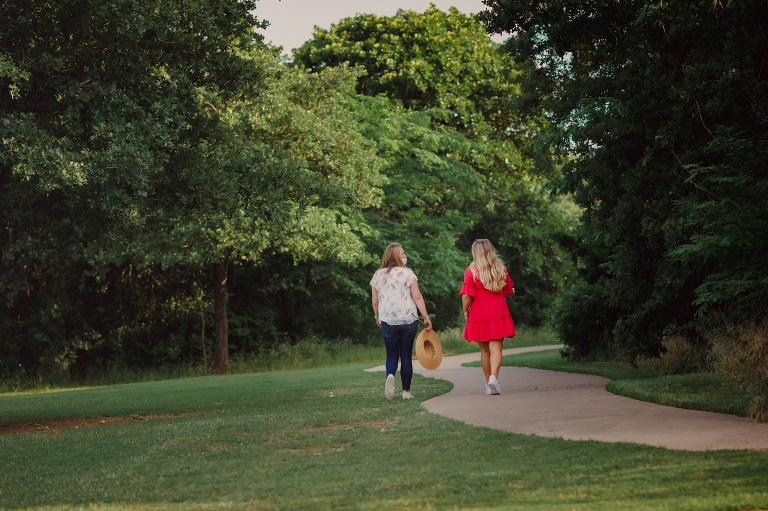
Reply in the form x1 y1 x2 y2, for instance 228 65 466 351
402 391 414 399
488 375 501 395
385 374 395 400
485 384 492 395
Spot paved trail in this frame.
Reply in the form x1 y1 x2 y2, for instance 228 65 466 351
365 345 768 451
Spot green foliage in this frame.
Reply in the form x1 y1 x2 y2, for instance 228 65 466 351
357 95 484 320
210 58 387 343
295 6 575 329
0 0 310 378
1 5 577 381
294 7 518 132
481 0 768 358
669 131 768 316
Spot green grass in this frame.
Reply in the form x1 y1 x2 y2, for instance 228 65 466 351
1 326 560 396
465 349 759 418
0 338 387 395
1 362 767 510
610 373 756 418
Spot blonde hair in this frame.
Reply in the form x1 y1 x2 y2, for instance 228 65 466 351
469 239 507 293
380 243 404 274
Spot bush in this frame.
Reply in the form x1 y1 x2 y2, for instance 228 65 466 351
552 278 623 361
657 336 707 376
707 320 768 422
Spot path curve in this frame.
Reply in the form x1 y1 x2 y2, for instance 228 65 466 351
366 345 768 451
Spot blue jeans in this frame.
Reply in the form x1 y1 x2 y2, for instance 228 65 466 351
382 321 418 392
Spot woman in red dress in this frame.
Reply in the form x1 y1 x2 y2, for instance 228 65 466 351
460 239 516 395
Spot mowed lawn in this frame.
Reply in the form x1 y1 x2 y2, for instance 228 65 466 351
1 362 768 510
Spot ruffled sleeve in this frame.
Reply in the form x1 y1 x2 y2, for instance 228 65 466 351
459 267 476 297
405 268 418 287
502 271 514 295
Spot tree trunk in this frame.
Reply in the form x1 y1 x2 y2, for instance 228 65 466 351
199 303 208 375
211 255 230 375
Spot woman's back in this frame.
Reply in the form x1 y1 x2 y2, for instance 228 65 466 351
370 267 418 325
462 267 514 322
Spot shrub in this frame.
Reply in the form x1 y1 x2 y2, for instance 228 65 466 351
707 320 768 422
657 336 707 376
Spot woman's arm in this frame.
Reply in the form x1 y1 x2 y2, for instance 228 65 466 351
503 271 516 296
459 267 476 320
409 281 433 331
462 294 473 320
371 286 381 327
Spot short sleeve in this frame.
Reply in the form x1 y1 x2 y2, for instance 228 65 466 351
459 267 476 297
405 268 418 287
369 271 379 290
502 271 514 295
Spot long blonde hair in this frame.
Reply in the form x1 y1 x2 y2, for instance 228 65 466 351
469 239 507 293
380 243 404 274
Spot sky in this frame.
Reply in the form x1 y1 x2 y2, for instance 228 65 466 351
252 0 505 56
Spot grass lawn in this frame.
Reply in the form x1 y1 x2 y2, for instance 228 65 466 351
1 361 767 510
465 349 758 418
1 326 560 396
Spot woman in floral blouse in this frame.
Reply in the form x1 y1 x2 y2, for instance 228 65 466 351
370 243 432 400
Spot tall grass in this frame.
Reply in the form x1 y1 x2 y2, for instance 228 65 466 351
707 319 768 421
628 319 768 422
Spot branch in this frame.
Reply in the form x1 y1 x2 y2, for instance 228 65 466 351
671 151 723 201
695 99 719 143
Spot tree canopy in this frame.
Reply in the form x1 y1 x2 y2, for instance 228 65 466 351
0 0 336 377
295 6 575 327
480 0 768 359
1 4 576 384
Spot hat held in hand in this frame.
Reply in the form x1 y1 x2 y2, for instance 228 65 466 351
415 328 442 370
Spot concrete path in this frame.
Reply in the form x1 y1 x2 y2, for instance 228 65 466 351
365 345 768 451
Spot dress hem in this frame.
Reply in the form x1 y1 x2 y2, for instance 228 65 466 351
464 316 516 343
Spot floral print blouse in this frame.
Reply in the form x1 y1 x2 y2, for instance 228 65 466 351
370 267 418 325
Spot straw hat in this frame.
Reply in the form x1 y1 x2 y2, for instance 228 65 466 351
415 328 442 370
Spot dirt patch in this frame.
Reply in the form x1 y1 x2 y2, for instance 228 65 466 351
0 413 186 436
313 420 386 430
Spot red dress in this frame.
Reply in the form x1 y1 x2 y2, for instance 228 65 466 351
460 266 516 342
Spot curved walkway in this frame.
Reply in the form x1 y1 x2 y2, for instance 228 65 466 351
365 345 768 451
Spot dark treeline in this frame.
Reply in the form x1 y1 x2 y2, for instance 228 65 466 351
1 3 573 384
482 0 768 361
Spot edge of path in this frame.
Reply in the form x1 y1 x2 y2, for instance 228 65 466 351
367 345 768 451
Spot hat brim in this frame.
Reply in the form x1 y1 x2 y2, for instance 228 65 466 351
415 329 442 370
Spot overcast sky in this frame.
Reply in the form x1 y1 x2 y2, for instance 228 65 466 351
252 0 505 57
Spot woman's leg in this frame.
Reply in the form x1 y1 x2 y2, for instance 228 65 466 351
478 341 491 383
399 322 418 391
489 339 504 378
382 323 400 377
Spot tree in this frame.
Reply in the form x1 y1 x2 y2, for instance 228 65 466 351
293 6 538 175
0 0 276 378
480 0 768 358
222 55 384 342
90 49 356 374
294 6 574 326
